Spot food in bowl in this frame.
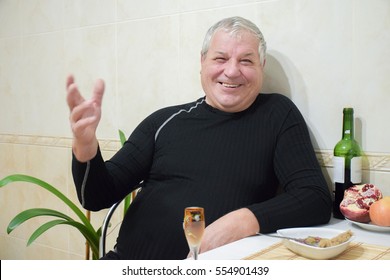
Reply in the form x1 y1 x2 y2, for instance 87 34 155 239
277 228 355 259
297 230 353 248
339 184 383 223
369 196 390 226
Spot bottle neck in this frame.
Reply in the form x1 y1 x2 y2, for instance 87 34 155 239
342 108 354 140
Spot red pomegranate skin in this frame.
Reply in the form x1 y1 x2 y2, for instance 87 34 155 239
339 184 383 223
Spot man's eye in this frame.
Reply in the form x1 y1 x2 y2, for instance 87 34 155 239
241 59 253 65
215 57 226 62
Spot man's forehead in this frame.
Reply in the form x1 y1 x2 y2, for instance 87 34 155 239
208 32 260 57
210 30 259 47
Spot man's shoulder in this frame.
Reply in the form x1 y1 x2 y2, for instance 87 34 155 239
165 98 205 111
146 97 205 120
257 93 297 109
259 93 292 103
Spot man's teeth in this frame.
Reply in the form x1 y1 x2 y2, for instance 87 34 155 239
221 83 240 88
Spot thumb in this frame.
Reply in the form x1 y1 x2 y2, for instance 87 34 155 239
92 78 105 106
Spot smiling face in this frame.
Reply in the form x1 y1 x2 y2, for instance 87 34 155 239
200 30 264 113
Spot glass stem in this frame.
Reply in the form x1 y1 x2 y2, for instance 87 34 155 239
193 247 198 260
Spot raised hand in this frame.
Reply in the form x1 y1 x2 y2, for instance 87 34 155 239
66 75 105 162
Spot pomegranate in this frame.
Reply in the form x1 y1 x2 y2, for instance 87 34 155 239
369 197 390 226
339 184 383 223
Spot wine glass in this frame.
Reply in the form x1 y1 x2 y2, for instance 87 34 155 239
183 207 205 260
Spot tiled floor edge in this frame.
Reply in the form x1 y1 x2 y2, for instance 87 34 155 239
1 134 389 172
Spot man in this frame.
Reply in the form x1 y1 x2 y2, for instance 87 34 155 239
66 16 332 259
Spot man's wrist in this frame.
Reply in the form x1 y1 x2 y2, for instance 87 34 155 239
72 139 98 162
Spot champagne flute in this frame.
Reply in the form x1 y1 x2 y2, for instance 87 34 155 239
183 207 205 260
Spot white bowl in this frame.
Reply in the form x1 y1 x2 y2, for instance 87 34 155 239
276 227 355 260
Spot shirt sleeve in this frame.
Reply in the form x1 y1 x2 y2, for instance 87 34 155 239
71 115 157 211
247 98 332 233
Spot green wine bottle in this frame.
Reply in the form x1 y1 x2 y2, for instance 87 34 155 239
333 108 362 219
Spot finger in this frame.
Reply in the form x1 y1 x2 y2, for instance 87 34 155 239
66 74 75 89
92 79 105 107
70 104 101 137
66 74 84 111
71 115 99 138
70 100 100 124
67 83 85 111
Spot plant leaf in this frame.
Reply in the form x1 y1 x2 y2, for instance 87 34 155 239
27 219 99 258
0 174 95 233
27 219 67 246
118 129 126 146
7 208 74 234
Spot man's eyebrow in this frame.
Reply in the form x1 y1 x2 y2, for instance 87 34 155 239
242 52 256 57
212 51 256 56
213 51 227 56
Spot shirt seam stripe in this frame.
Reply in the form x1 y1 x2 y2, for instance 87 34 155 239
154 98 205 141
81 160 90 207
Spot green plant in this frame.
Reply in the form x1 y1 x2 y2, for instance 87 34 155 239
0 174 101 259
0 130 132 260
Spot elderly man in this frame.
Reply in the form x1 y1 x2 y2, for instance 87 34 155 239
66 16 332 259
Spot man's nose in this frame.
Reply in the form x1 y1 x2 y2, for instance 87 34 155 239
224 60 241 78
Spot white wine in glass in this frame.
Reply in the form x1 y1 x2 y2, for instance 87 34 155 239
183 207 205 260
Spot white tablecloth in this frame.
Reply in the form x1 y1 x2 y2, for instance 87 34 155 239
199 217 390 260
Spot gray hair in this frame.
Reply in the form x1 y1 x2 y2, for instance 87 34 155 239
201 17 267 66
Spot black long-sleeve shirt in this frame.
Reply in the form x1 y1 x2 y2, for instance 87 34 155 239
72 93 332 259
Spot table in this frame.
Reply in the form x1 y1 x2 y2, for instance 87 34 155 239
199 217 390 260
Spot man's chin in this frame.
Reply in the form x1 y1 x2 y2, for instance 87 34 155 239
213 100 243 113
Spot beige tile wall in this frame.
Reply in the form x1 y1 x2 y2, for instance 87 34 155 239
1 0 389 259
